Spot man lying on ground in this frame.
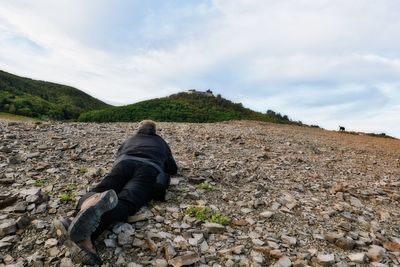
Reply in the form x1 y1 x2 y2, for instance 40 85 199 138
53 120 178 265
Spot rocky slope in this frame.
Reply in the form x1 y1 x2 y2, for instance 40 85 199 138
0 120 399 267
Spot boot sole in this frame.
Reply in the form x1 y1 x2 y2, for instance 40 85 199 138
70 241 103 266
68 190 118 242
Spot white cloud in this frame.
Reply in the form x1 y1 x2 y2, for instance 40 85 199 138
0 0 399 136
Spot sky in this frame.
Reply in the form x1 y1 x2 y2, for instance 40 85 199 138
1 0 400 137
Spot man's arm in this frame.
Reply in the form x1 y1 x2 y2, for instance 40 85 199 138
164 146 178 175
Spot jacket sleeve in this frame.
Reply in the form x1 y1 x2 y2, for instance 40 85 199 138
164 145 178 175
116 140 126 158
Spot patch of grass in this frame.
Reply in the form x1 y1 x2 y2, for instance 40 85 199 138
0 112 41 122
339 130 397 140
186 206 230 225
187 206 210 222
365 132 396 139
180 187 190 193
210 212 231 225
195 182 215 191
79 166 88 174
34 179 46 187
60 193 75 203
66 183 77 191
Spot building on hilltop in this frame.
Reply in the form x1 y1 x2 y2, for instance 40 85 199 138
187 89 214 96
205 89 213 96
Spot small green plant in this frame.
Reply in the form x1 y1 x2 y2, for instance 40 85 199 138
195 182 215 191
79 166 88 174
186 206 230 225
60 193 75 203
210 212 230 225
66 183 77 191
34 179 46 187
180 187 190 193
187 206 210 222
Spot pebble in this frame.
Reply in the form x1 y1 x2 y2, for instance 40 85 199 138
155 215 164 223
349 196 363 208
3 254 14 264
132 238 145 247
0 241 12 248
145 237 158 252
348 252 367 263
324 232 344 243
203 223 225 233
335 236 355 250
104 238 117 248
19 188 41 198
116 254 127 265
367 245 386 262
199 240 209 253
335 261 350 267
128 211 153 223
59 257 74 267
317 254 335 266
0 220 17 237
168 252 200 267
113 222 133 234
118 232 133 246
13 202 27 212
155 259 168 267
16 215 31 229
274 255 292 267
383 242 400 252
260 210 275 218
32 220 47 229
278 193 297 209
251 250 264 264
44 238 58 247
372 263 390 267
48 246 60 257
281 234 297 246
163 242 177 260
270 249 284 258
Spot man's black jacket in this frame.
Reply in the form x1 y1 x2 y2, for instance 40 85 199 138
116 128 177 175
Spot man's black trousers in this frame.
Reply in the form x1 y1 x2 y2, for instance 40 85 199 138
77 160 158 241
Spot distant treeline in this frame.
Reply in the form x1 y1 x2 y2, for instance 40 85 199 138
0 70 109 120
79 92 301 125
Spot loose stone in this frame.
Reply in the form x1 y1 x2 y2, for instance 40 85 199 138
317 254 335 266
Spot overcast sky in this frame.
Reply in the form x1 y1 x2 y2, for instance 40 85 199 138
1 0 400 137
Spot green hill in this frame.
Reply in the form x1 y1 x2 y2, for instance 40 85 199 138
0 70 109 120
79 91 301 125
